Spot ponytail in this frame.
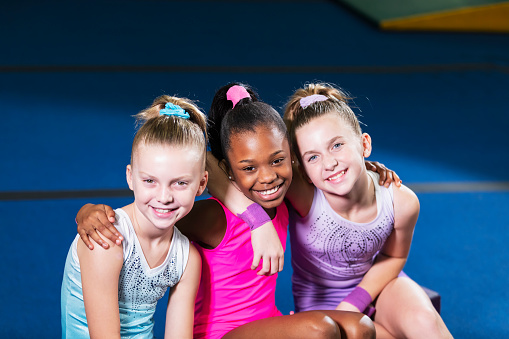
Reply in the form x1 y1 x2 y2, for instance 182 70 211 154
132 95 207 167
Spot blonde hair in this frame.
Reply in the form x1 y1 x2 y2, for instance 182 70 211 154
283 83 361 163
132 95 207 168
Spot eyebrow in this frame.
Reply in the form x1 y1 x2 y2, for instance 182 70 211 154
238 150 285 164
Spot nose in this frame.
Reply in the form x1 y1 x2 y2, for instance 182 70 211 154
258 165 277 184
157 186 174 204
323 154 338 171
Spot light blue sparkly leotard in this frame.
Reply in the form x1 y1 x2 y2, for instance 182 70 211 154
61 208 189 338
289 171 395 312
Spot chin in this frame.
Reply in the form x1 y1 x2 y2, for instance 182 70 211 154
258 196 284 210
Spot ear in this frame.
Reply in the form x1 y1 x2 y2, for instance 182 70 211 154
196 170 209 197
361 133 372 158
126 164 134 191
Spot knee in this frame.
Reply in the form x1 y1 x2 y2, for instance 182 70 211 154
342 314 376 339
407 306 441 333
303 313 341 339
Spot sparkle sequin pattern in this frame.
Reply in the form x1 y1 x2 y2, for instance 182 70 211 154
302 210 393 279
118 242 181 314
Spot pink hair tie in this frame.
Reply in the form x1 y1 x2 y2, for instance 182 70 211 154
226 85 251 109
299 94 328 109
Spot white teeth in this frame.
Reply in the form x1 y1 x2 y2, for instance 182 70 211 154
259 185 280 196
155 208 171 213
327 170 345 181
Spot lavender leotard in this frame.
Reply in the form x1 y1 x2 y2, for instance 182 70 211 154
289 172 396 312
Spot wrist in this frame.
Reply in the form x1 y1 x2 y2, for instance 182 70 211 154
237 203 271 231
343 286 372 313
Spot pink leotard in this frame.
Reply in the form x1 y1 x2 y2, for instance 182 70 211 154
193 198 289 339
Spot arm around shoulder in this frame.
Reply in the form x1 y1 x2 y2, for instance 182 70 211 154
284 161 314 217
164 243 201 339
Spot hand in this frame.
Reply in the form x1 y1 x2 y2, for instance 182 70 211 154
250 221 284 276
365 160 402 188
76 204 123 250
336 301 361 313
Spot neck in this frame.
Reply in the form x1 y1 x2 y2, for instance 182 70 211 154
263 207 277 219
323 170 376 221
126 203 174 244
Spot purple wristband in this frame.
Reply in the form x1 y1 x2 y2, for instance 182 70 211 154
237 203 271 231
343 286 372 313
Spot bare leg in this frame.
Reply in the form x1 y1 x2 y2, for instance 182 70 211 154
373 277 453 339
222 310 375 339
320 310 376 339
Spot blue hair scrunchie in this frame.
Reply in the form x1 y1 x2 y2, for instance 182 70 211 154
159 102 190 119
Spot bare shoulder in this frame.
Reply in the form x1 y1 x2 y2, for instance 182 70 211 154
77 230 124 274
392 184 420 229
181 243 201 281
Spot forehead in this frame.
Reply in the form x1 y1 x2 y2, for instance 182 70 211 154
133 142 204 168
228 125 288 160
299 113 355 136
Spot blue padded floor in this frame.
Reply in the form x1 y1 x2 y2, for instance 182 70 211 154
1 1 509 338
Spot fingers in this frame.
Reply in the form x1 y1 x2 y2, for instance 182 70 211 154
382 170 393 188
255 255 285 276
78 229 94 250
270 256 279 275
93 206 123 244
366 161 377 172
104 205 117 224
251 254 262 271
257 256 271 276
77 225 110 249
393 171 402 187
89 229 110 249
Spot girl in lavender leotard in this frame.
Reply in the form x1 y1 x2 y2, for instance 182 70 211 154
282 83 453 338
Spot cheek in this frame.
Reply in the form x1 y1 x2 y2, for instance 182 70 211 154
134 186 151 200
302 163 317 176
177 188 200 206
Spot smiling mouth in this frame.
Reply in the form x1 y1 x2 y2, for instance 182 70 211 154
327 170 346 181
152 207 177 214
258 185 281 196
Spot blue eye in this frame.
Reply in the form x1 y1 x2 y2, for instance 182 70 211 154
308 155 317 162
332 143 342 150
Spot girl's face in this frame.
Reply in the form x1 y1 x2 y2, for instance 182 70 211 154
226 125 292 212
127 143 208 232
295 112 371 198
